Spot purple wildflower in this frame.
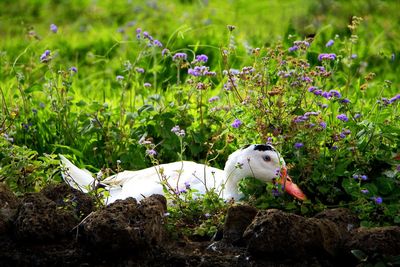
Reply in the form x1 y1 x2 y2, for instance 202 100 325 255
143 82 152 87
116 75 124 81
136 28 141 34
231 119 242 129
135 67 145 73
208 96 220 103
50 24 58 33
195 54 208 63
308 86 318 92
354 113 362 119
389 94 400 104
69 66 78 73
288 45 299 52
143 31 151 39
360 175 368 181
146 149 157 156
172 52 187 61
171 125 185 137
318 53 337 61
372 196 383 205
337 114 349 122
184 181 191 189
313 89 323 96
351 54 358 59
294 142 304 149
339 133 346 139
153 40 163 47
329 89 342 98
326 39 334 47
342 128 351 136
341 98 350 104
40 50 51 62
319 121 327 129
161 48 169 57
322 91 332 99
361 189 369 194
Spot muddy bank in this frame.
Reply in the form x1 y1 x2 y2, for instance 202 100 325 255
0 182 399 266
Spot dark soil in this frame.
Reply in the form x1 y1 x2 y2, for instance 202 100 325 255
0 182 399 267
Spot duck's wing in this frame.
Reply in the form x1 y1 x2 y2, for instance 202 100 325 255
59 155 96 193
118 161 225 200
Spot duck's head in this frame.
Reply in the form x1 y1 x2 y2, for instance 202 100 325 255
224 144 306 201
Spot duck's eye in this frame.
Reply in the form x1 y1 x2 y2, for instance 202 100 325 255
263 155 271 162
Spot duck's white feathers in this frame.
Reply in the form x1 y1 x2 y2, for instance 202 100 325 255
103 161 225 200
59 154 96 193
60 144 286 204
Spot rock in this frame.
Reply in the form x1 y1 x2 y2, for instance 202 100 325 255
345 226 400 256
0 183 20 209
81 195 167 254
14 193 79 241
41 183 95 218
222 204 257 246
314 208 359 232
243 209 343 259
0 183 20 234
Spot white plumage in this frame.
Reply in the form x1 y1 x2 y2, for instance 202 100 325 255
60 144 306 204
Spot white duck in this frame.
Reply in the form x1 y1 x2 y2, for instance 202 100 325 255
60 144 306 204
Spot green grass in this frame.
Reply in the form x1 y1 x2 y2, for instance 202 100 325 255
0 0 399 232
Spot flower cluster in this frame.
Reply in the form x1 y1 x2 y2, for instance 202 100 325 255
40 50 51 62
313 66 331 77
294 142 304 149
325 39 334 47
339 128 351 139
171 125 185 137
188 66 216 77
293 111 320 125
208 96 220 103
353 174 368 181
50 23 58 33
307 87 342 100
318 53 337 61
288 40 310 52
372 196 383 205
223 69 239 91
146 149 157 156
69 66 78 73
378 94 400 105
136 28 163 47
336 114 349 122
172 52 187 61
135 67 145 73
231 119 242 128
195 54 208 63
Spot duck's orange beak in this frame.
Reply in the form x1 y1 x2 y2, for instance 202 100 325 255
278 167 307 201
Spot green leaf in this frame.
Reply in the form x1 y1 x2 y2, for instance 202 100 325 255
24 84 42 94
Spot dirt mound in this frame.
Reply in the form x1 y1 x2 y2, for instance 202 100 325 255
80 195 167 254
0 183 20 234
0 182 399 266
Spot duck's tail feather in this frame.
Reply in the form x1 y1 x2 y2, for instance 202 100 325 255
59 154 96 193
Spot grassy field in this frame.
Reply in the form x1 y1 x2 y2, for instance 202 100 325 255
0 0 399 231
